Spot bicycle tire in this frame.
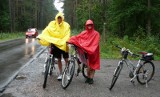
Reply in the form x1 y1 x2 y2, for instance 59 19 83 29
43 58 51 88
82 64 88 78
137 61 155 85
61 60 75 89
109 63 123 90
49 57 54 76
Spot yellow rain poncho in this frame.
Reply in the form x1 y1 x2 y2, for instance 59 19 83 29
37 12 70 52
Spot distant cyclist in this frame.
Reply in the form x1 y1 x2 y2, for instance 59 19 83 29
37 12 71 81
68 19 100 84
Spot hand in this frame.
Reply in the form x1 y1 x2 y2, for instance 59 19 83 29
36 37 40 40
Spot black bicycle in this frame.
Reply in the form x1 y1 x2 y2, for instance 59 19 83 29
109 45 155 90
42 44 57 89
61 43 88 89
36 38 57 89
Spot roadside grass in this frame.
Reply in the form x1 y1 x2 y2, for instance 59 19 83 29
0 32 24 42
101 35 160 60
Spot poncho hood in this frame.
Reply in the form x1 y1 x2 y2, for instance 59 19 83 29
55 12 64 25
85 19 94 30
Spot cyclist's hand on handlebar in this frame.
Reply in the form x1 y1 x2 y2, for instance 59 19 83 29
36 37 41 40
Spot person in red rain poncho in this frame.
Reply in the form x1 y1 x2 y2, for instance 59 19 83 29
68 19 100 84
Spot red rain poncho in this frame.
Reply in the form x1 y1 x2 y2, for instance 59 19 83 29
68 20 100 70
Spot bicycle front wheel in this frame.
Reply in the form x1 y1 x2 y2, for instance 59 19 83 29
61 60 75 89
109 63 123 90
137 61 155 85
82 64 88 79
43 58 51 88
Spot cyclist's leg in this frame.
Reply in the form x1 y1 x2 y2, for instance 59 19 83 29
87 67 95 84
90 69 95 78
63 51 69 66
52 45 63 80
57 58 62 74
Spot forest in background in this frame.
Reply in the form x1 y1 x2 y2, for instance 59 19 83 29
0 0 57 32
65 0 160 38
0 0 160 59
0 0 160 38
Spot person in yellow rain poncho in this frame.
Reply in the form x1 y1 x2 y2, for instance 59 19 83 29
37 12 70 80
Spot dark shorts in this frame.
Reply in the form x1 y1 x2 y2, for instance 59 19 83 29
50 44 69 59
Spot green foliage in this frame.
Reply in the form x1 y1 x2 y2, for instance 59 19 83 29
108 0 160 37
0 0 55 32
76 0 105 33
0 0 10 31
71 29 83 36
0 32 24 42
101 34 160 60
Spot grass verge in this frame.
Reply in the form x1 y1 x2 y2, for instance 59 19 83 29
0 32 24 42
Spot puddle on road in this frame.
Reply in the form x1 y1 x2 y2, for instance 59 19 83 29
0 93 15 97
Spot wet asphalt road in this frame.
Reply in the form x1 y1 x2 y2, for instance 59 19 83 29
0 48 160 97
0 38 43 92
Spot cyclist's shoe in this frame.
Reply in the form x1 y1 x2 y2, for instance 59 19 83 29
57 75 62 81
88 78 94 84
85 77 90 83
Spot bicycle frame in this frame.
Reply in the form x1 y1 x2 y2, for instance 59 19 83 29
119 53 152 87
68 44 88 68
44 46 55 74
121 58 141 80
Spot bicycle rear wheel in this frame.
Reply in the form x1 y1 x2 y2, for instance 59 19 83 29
82 64 88 78
109 63 123 90
137 61 155 85
43 58 51 88
61 60 75 89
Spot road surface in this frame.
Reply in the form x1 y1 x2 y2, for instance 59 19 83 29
0 49 159 97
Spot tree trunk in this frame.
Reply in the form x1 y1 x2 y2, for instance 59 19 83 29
9 0 13 32
147 0 151 36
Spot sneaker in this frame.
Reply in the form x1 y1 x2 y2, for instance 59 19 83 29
57 75 62 81
85 77 89 83
88 78 94 84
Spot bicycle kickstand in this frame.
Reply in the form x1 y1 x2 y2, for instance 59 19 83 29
145 74 148 87
145 80 148 87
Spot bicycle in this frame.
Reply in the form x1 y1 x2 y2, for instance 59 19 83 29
42 44 56 88
109 45 155 90
61 43 88 89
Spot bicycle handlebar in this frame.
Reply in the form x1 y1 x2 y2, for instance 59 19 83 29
67 42 87 54
115 45 140 57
